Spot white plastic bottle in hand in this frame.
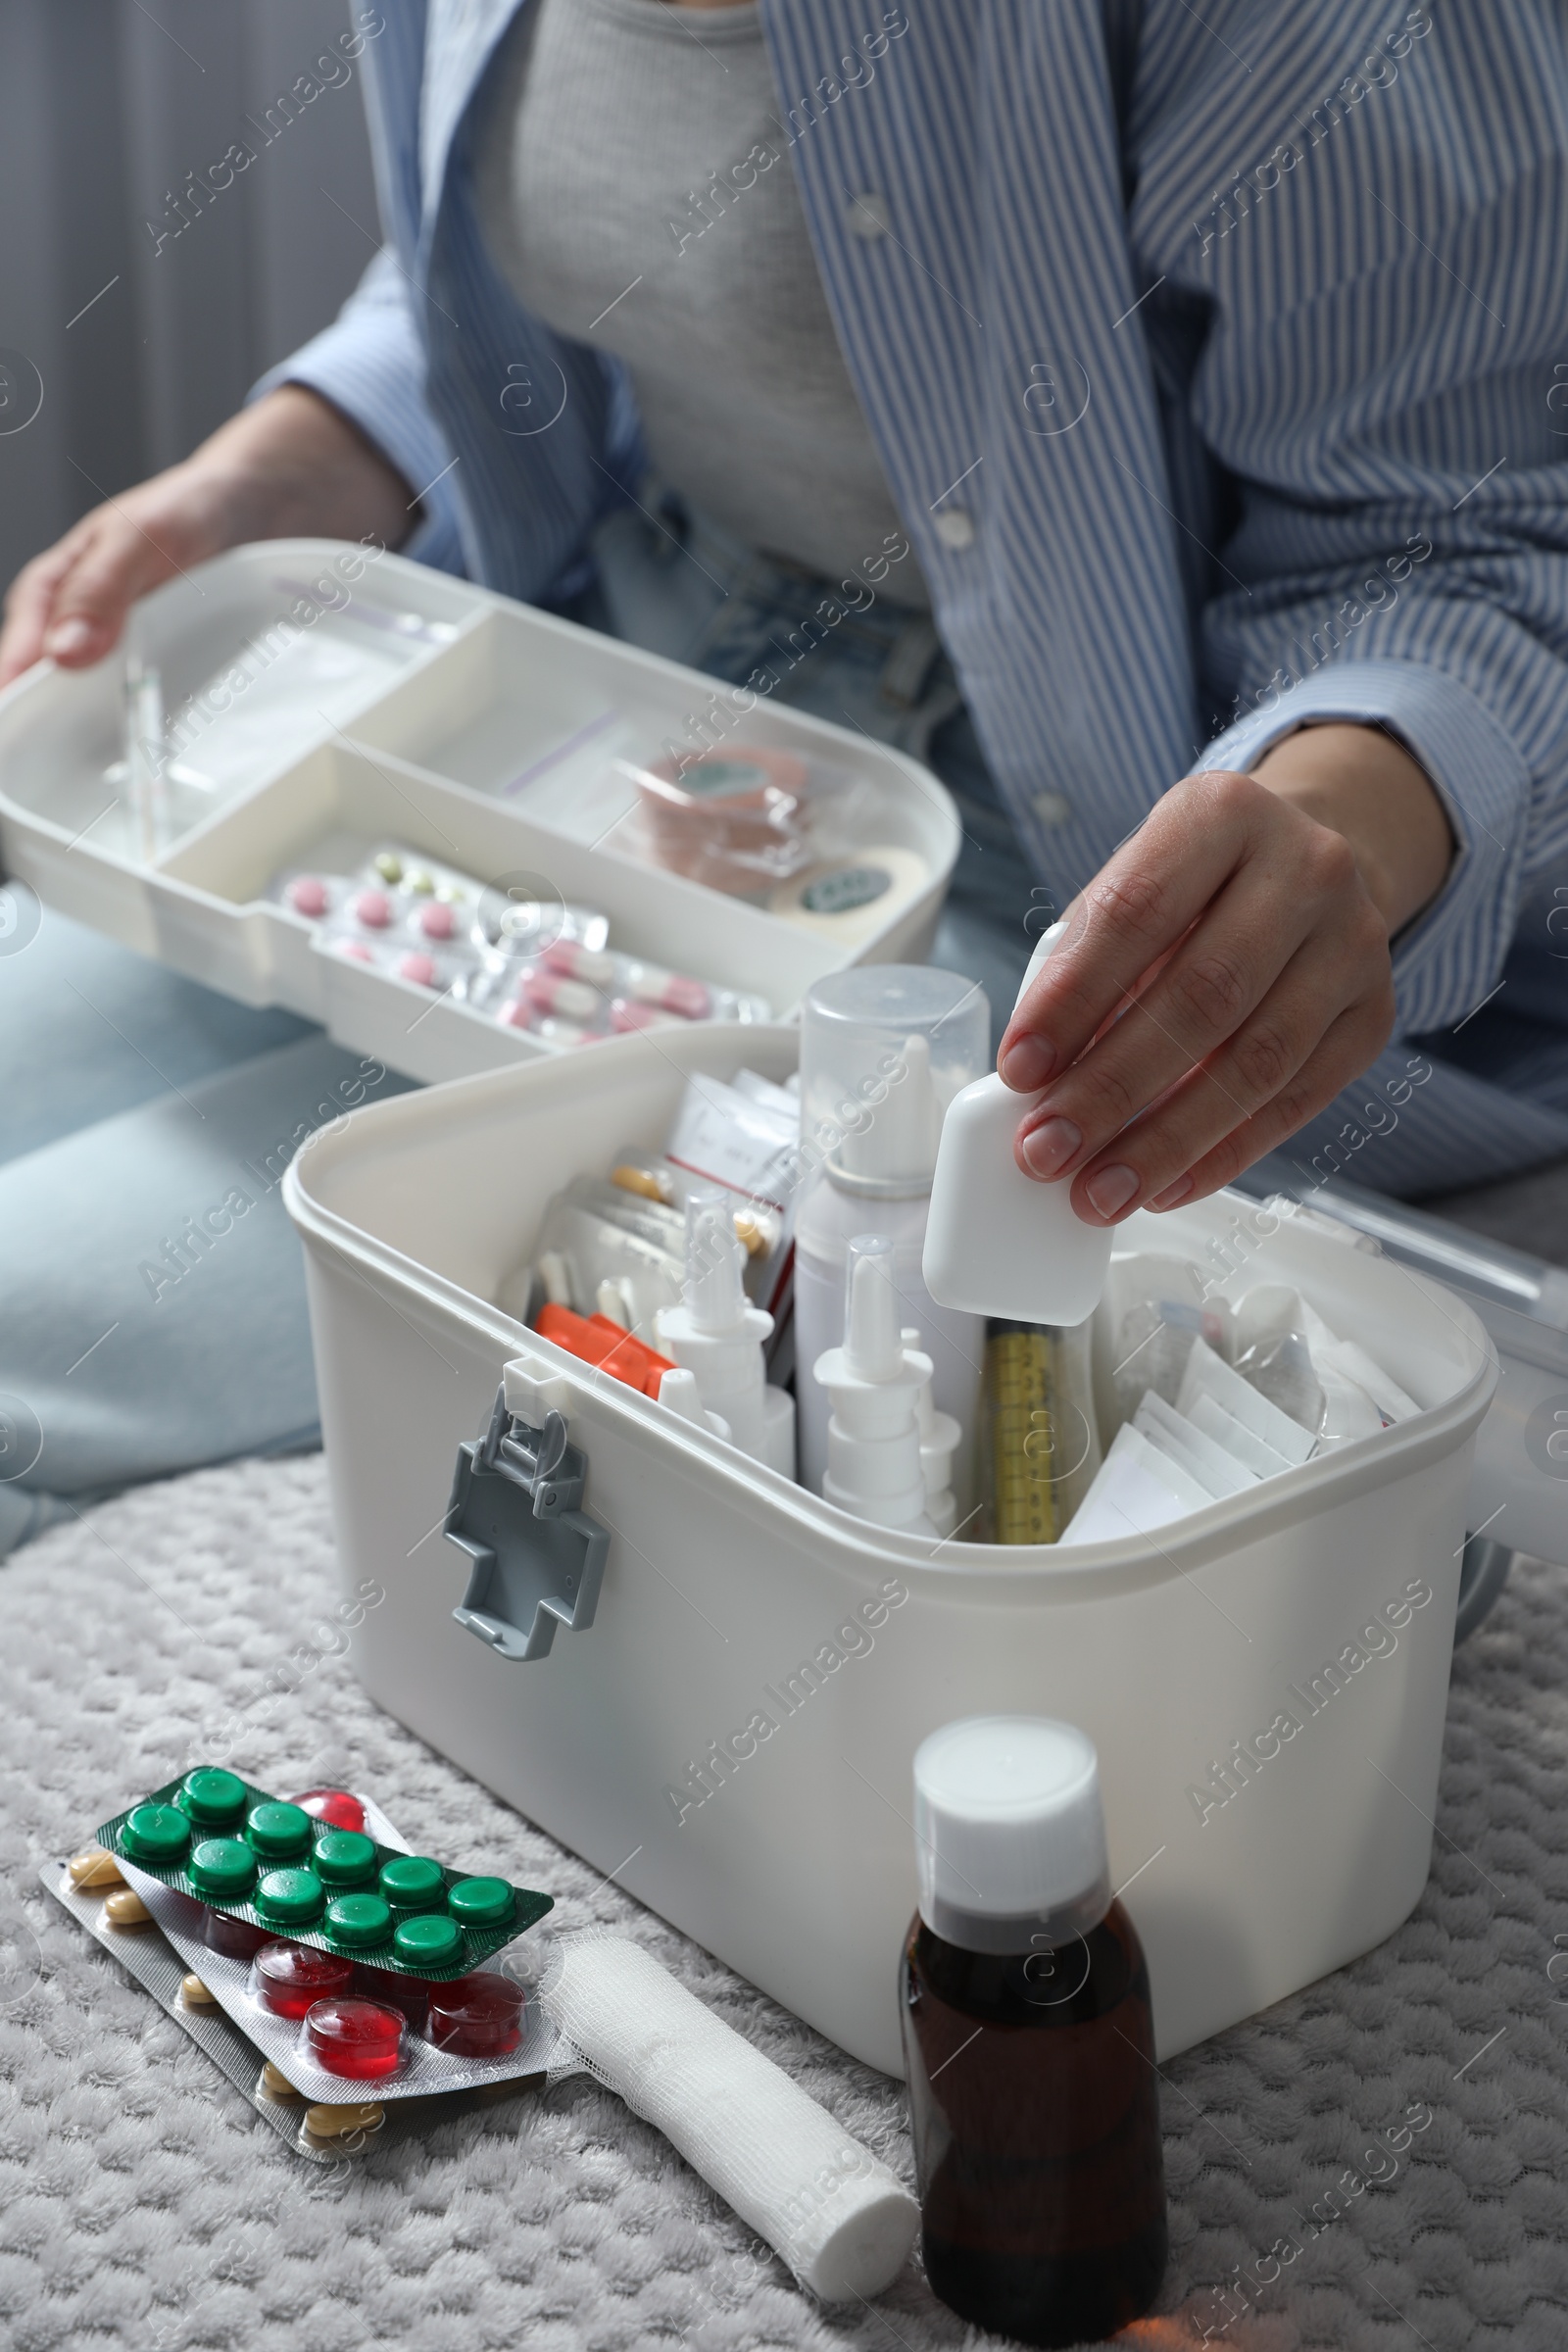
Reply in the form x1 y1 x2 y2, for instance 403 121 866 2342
923 924 1113 1327
813 1237 937 1537
657 1190 795 1476
794 967 988 1503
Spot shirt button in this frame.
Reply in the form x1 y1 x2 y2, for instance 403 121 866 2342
847 192 892 239
1031 789 1073 827
932 506 976 551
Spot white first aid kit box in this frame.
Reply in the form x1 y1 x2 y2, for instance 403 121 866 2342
280 1026 1496 2070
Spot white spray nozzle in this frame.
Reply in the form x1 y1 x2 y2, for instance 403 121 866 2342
657 1366 733 1445
658 1187 786 1469
595 1276 632 1329
843 1236 904 1382
837 1031 943 1187
683 1186 748 1335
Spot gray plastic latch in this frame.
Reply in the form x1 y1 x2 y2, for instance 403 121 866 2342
444 1388 610 1661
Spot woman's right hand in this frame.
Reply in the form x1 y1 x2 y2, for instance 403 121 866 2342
0 385 416 690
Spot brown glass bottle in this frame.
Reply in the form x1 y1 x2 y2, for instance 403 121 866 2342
901 1896 1166 2345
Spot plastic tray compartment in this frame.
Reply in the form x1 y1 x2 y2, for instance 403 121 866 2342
0 542 962 1079
0 541 476 955
154 739 866 1080
347 598 958 897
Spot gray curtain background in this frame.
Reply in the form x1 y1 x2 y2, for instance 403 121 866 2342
0 0 380 593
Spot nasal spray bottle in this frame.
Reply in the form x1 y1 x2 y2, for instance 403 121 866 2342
795 968 989 1505
812 1237 945 1538
924 925 1113 1328
657 1190 795 1477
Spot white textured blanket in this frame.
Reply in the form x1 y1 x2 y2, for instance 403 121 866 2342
1 1454 1563 2349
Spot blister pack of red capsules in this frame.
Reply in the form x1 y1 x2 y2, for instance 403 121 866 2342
122 1895 561 2105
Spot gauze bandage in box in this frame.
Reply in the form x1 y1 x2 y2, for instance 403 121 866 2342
1186 1391 1294 1479
1319 1332 1420 1425
1177 1339 1317 1468
540 1936 917 2303
1297 1297 1421 1436
1061 1420 1213 1544
1134 1391 1257 1499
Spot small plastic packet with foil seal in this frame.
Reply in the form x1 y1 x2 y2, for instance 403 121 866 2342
612 745 883 899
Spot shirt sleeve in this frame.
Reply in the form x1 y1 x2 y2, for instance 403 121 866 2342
1200 514 1568 1041
248 247 466 577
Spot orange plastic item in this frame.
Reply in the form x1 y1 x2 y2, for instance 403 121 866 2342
535 1304 676 1398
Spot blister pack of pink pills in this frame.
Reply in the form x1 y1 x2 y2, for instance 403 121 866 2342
270 844 609 1004
470 936 770 1043
270 842 770 1040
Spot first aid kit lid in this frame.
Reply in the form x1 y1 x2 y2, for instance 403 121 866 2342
911 1716 1111 1952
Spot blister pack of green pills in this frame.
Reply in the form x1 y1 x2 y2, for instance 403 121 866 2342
94 1769 552 1979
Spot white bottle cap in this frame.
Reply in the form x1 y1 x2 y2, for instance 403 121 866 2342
800 966 989 1198
911 1716 1111 1953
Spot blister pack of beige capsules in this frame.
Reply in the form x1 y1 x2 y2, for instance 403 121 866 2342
47 1789 560 2155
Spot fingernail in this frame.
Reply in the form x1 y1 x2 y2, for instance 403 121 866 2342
1085 1162 1140 1219
44 616 95 659
1151 1174 1195 1211
1000 1035 1056 1091
1020 1115 1081 1179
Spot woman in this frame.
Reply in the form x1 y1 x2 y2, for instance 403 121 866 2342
3 0 1566 1543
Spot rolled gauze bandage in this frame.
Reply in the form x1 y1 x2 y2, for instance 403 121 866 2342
541 1936 917 2303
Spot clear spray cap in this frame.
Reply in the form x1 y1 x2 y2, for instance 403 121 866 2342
800 965 989 1197
683 1187 746 1334
843 1235 904 1381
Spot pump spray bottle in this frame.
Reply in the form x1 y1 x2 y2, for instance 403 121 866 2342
657 1190 795 1477
812 1237 946 1538
794 967 989 1506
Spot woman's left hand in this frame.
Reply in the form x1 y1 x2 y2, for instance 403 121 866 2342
995 723 1454 1224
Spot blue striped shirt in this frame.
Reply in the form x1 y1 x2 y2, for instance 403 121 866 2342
260 0 1568 1191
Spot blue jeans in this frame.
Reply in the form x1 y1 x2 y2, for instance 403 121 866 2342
0 906 415 1553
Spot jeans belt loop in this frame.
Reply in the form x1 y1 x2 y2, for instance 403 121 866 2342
877 615 944 710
